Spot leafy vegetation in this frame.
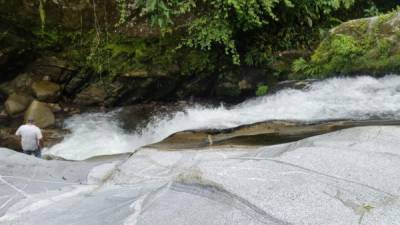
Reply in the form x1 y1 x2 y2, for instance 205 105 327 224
1 0 400 96
256 84 269 96
116 0 359 64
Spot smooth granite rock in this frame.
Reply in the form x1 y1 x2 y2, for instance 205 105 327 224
1 126 400 225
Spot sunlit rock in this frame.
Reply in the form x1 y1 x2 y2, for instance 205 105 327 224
31 80 61 102
4 93 32 116
24 100 55 128
1 126 400 225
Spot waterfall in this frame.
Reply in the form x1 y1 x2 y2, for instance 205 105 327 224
47 75 400 160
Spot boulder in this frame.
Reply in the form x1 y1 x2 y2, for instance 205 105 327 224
31 80 61 102
29 56 76 83
74 84 107 106
0 73 35 96
64 72 93 95
295 12 400 77
0 81 15 96
4 93 32 116
25 100 55 128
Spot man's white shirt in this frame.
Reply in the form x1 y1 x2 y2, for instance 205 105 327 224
15 124 43 151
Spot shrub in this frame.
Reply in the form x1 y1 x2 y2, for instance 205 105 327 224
256 84 269 96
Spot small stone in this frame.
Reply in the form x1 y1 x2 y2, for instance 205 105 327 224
47 103 62 113
43 75 51 81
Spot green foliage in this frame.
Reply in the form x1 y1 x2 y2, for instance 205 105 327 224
244 48 272 67
292 58 316 77
376 38 391 57
179 50 215 75
256 84 269 96
183 17 239 64
32 28 65 50
364 3 380 17
117 0 357 64
293 10 400 79
294 34 365 77
57 28 218 81
329 34 363 58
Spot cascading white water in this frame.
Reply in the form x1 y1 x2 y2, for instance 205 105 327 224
46 75 400 160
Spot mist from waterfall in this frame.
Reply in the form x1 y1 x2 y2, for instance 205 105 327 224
47 75 400 160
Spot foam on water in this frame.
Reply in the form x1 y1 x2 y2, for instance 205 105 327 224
46 75 400 160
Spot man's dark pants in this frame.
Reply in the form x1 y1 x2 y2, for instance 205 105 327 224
23 149 41 158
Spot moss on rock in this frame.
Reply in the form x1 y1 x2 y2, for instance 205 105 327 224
293 11 400 78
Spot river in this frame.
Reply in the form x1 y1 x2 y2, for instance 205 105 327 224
46 75 400 160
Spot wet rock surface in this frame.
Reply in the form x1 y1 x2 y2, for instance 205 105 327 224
150 119 400 149
1 126 400 225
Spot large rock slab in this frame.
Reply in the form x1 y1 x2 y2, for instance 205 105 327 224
4 93 32 116
31 80 61 102
1 126 400 225
24 100 55 128
151 119 400 149
0 148 128 219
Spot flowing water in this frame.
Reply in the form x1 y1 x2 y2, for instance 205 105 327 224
47 75 400 160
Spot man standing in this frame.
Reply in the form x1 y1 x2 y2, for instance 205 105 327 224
15 118 43 158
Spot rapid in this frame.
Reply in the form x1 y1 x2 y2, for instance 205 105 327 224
46 75 400 160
